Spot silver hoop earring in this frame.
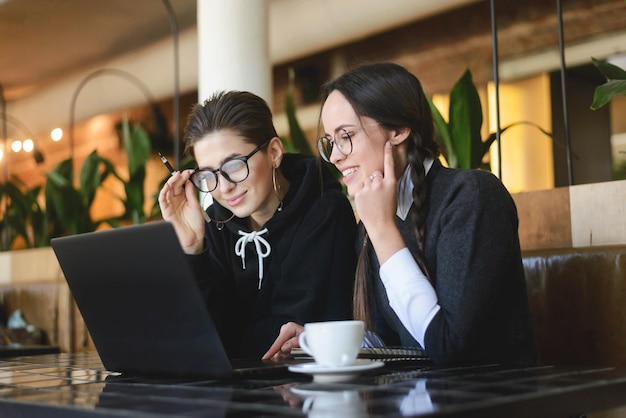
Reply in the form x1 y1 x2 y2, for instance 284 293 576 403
273 166 283 212
201 193 234 230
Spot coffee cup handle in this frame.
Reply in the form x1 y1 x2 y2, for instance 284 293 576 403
298 332 314 357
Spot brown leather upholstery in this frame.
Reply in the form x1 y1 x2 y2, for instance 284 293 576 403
523 246 626 366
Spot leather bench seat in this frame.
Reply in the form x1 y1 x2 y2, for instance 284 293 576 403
523 246 626 366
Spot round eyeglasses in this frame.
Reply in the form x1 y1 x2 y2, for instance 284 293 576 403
317 129 353 163
190 139 270 192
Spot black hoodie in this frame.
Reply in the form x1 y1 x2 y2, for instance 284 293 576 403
186 153 357 358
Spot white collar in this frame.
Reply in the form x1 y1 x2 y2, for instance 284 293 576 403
397 158 434 220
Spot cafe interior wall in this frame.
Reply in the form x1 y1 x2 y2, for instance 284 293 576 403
3 0 626 224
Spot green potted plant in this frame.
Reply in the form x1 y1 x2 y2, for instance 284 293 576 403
427 69 552 170
0 177 46 250
1 117 163 252
106 118 152 226
44 150 117 238
46 117 167 233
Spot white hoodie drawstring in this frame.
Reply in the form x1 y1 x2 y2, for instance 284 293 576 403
234 228 271 289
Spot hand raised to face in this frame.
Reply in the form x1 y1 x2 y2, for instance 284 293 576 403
354 141 398 232
354 141 408 265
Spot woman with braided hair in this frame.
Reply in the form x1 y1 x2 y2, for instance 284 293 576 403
264 62 536 366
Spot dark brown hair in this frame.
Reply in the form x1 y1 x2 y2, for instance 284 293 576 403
184 90 278 155
319 62 440 330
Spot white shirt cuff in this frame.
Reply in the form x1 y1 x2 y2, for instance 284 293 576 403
380 248 440 348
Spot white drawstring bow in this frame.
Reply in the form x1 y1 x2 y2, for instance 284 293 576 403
234 228 271 289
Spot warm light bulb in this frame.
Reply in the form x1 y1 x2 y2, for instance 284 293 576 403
11 140 22 152
0 149 4 161
22 139 34 152
51 128 63 142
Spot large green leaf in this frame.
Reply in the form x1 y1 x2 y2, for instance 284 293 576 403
427 96 455 168
448 69 483 169
592 57 626 80
45 175 87 236
3 180 30 247
125 168 146 224
79 151 106 207
110 118 152 224
25 184 48 247
591 80 626 110
283 68 313 155
0 177 47 249
123 120 151 177
590 57 626 110
52 158 74 185
45 156 99 237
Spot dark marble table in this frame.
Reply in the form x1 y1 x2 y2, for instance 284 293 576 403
1 352 626 417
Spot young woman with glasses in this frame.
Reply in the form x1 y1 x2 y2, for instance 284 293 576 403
158 90 357 359
265 63 537 366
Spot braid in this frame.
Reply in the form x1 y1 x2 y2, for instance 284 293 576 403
353 231 375 331
407 144 432 281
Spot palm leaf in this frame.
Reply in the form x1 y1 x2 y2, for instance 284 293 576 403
283 68 313 155
592 57 626 80
591 80 626 110
448 69 483 169
591 57 626 110
428 96 455 168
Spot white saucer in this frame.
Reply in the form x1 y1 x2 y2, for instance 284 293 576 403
288 359 384 382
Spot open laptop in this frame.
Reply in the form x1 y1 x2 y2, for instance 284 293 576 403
51 221 295 379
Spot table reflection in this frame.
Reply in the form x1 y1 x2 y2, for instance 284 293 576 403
1 353 626 418
398 378 434 416
288 384 368 418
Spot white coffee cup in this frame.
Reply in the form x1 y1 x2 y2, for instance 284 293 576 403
298 320 364 367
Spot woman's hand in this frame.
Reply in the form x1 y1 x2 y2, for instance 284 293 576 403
158 169 206 254
355 142 406 264
262 322 304 360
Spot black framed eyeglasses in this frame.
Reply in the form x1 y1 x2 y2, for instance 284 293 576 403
317 129 353 163
190 139 270 192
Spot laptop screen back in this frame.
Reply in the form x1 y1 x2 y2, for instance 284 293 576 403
51 221 233 378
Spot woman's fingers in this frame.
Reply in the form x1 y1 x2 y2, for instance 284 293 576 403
382 141 395 183
262 322 304 360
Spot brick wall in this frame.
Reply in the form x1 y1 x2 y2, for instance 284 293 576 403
272 0 626 113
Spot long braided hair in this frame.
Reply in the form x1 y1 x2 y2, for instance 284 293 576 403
319 62 440 331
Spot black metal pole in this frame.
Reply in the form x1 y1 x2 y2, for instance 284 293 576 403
557 0 573 185
490 0 502 180
0 113 36 138
0 84 8 250
69 68 160 175
161 0 181 170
